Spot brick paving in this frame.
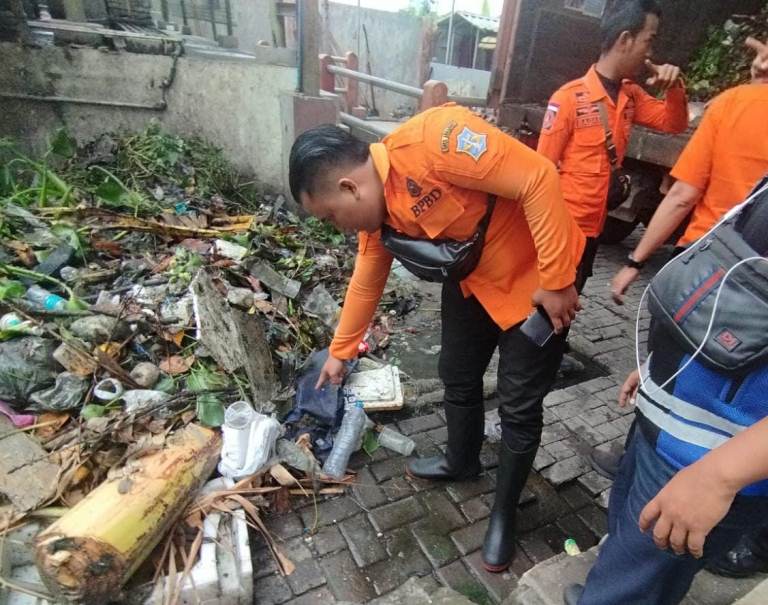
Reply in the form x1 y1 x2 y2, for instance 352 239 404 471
253 233 670 604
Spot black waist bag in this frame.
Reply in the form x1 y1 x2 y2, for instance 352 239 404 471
380 195 496 283
647 180 768 372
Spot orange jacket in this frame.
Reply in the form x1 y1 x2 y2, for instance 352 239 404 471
329 104 586 360
537 65 689 237
671 84 768 245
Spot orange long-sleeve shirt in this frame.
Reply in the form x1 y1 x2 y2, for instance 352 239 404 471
537 65 689 237
329 104 586 360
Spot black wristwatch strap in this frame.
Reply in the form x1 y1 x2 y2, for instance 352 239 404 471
626 253 645 270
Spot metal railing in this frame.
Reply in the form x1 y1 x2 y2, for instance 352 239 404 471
319 52 487 116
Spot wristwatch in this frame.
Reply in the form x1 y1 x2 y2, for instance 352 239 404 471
625 253 645 270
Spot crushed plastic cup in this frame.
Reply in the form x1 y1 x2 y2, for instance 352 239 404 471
93 378 124 401
219 402 282 479
222 401 256 468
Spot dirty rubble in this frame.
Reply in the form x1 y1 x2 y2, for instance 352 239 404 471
3 1 768 605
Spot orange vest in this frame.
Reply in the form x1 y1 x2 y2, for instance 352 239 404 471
329 104 585 360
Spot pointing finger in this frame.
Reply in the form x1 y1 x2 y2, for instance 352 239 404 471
746 36 768 55
645 59 659 74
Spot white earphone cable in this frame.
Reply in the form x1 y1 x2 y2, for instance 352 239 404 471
633 180 768 394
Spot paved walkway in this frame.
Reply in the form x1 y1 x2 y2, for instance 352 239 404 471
252 233 759 605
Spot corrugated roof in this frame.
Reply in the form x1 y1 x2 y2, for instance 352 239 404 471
437 11 499 33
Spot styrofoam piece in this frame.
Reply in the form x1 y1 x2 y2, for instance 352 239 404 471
144 477 253 605
343 365 404 411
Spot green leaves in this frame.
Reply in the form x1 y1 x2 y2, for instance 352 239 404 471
187 364 230 428
49 129 76 159
362 428 380 457
0 278 25 301
81 404 107 420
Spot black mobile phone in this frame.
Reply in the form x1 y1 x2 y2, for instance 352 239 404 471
520 306 555 347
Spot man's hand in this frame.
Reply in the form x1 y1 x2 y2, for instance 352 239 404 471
645 60 682 91
316 355 347 389
619 369 640 407
611 265 641 305
746 37 768 84
639 460 737 558
532 285 581 334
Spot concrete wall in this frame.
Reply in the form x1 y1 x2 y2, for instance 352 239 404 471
0 42 298 191
320 2 427 117
429 62 490 98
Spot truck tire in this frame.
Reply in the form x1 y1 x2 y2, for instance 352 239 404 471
599 216 639 245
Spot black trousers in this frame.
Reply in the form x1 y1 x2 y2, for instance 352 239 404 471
438 281 566 452
575 236 600 294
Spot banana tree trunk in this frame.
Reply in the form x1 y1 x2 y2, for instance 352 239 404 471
35 423 221 604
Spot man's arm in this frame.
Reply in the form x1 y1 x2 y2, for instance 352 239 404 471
611 91 725 303
428 111 585 331
639 415 768 558
319 232 393 386
536 89 573 166
632 63 688 134
611 180 702 303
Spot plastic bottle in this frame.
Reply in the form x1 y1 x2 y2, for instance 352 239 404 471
0 312 43 336
377 426 415 456
222 401 256 469
323 401 368 479
24 285 67 311
564 538 581 556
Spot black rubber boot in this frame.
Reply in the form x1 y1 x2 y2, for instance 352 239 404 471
406 401 483 481
481 442 537 572
706 529 768 578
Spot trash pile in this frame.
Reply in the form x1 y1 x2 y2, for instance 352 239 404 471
687 0 768 100
0 125 418 604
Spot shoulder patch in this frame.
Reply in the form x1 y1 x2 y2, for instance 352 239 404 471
440 120 458 153
455 126 488 161
543 103 560 131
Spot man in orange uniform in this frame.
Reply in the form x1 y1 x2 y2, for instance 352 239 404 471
538 0 688 480
289 104 585 573
538 0 688 292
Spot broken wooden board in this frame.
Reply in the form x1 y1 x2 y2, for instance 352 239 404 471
0 416 59 515
190 271 277 406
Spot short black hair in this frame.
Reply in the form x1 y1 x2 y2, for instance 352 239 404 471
600 0 662 52
288 124 370 203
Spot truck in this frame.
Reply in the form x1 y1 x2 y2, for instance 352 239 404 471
489 0 764 243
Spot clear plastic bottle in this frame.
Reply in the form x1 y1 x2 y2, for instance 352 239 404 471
0 312 43 335
323 401 368 479
222 401 256 469
377 426 415 456
24 285 67 311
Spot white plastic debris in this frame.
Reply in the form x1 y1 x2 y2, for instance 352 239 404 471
93 378 124 401
218 401 282 479
144 478 253 605
213 239 248 262
343 365 404 411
